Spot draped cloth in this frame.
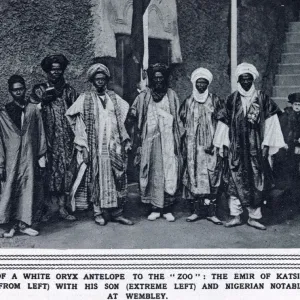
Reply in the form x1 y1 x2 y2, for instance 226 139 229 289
214 90 285 207
66 90 129 210
30 82 77 194
179 94 226 199
128 87 183 208
0 104 47 225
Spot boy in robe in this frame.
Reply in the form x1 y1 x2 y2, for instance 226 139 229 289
0 75 46 237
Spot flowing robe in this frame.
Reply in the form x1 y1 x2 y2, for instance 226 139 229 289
0 103 47 225
66 90 130 210
128 88 183 208
30 82 77 193
214 90 285 207
179 94 225 199
274 107 300 186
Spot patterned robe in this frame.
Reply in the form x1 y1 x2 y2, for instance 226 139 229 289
179 94 225 199
128 88 183 208
30 82 77 194
0 103 47 225
66 90 130 210
217 91 282 207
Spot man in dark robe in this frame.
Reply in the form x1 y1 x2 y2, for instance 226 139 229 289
179 67 224 224
127 63 183 222
274 93 300 200
214 63 286 230
0 75 47 237
30 54 78 221
66 63 133 226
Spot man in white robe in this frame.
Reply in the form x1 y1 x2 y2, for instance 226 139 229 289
127 63 183 222
179 68 224 224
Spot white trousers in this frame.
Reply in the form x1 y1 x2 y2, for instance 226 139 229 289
229 196 262 220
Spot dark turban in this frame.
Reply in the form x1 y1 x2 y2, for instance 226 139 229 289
147 63 169 82
41 54 69 73
288 92 300 104
8 74 26 90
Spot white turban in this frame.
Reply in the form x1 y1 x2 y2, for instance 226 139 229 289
191 67 213 85
235 63 259 81
87 63 110 81
190 67 213 103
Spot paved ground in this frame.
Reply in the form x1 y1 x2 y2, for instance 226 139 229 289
1 184 300 249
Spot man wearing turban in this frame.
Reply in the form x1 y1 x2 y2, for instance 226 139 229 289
66 63 133 226
127 63 183 222
179 67 225 224
30 54 78 221
214 63 286 230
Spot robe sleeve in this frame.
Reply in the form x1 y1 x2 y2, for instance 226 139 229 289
262 114 287 155
179 98 188 126
213 96 231 155
0 128 5 169
65 94 89 152
115 93 130 142
213 121 230 157
35 106 47 158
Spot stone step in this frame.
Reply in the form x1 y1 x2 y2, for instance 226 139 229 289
271 97 289 110
289 22 300 32
272 86 300 98
282 53 300 63
286 32 300 43
275 74 300 86
279 63 300 74
284 43 300 53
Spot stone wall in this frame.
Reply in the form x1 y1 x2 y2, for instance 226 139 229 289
238 0 294 96
171 0 231 101
0 0 296 105
171 0 295 102
0 0 93 104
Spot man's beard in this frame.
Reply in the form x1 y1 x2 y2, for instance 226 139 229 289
153 82 166 93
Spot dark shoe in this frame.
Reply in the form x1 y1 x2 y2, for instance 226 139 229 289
95 215 107 226
224 216 242 228
186 213 200 222
59 208 77 221
247 218 266 230
112 216 134 225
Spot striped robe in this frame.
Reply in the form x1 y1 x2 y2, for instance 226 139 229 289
66 90 130 210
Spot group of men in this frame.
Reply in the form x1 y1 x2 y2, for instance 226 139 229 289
0 54 291 238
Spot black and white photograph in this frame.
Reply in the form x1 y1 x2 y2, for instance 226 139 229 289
0 0 300 251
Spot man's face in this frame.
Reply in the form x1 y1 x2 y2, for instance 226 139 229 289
9 82 26 103
152 71 165 91
92 73 107 92
238 73 254 91
48 63 64 83
195 78 209 94
292 102 300 112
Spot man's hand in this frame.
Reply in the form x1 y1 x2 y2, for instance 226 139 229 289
262 146 269 158
82 147 89 164
124 140 132 152
0 168 5 181
134 147 141 166
38 156 46 168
